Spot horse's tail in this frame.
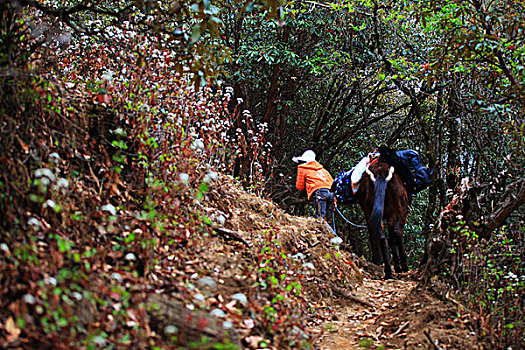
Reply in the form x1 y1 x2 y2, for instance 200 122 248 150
369 175 387 237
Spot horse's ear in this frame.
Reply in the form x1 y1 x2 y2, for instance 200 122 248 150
386 167 395 181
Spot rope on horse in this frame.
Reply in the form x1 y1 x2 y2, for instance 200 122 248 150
335 206 367 229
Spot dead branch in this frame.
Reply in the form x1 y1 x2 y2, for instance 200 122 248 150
390 321 409 337
329 282 376 309
424 330 444 350
444 291 466 312
480 178 525 236
212 225 251 247
300 236 323 248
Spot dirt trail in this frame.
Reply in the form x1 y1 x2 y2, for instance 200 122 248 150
318 276 416 349
316 272 480 350
207 175 481 349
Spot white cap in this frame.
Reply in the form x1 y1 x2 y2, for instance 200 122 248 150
292 150 316 163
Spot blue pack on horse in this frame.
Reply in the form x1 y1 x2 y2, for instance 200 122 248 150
332 169 358 205
332 148 431 279
377 146 432 199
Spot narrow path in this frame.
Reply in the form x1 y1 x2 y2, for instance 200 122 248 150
316 274 479 349
317 277 417 349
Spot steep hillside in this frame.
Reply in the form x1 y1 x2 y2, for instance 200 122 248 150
1 161 481 349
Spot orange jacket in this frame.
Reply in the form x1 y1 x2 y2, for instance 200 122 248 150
295 161 334 199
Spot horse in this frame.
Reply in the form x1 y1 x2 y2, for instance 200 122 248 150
357 161 409 279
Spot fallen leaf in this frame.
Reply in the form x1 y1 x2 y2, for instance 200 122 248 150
244 335 265 348
243 318 255 329
5 317 21 343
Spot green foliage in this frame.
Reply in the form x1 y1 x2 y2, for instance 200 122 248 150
250 228 312 348
448 224 524 347
358 337 384 350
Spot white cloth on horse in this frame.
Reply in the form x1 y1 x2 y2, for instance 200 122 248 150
350 156 370 194
349 152 380 194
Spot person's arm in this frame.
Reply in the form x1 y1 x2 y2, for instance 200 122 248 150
326 169 334 184
296 167 306 191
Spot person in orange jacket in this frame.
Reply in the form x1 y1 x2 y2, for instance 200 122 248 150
293 150 335 219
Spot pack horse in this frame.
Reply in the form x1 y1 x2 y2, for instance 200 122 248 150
357 161 409 279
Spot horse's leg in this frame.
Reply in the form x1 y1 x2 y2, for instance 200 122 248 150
397 227 409 272
378 223 393 279
387 180 410 274
368 225 383 266
390 216 409 272
398 201 409 273
388 220 402 273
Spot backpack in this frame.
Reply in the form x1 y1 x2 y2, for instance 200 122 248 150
396 149 432 194
378 146 432 196
331 169 358 204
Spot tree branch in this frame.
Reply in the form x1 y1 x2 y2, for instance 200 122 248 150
478 178 525 237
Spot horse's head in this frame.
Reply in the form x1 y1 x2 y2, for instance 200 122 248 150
365 162 394 183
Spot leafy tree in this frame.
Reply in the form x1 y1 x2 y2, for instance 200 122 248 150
222 2 524 344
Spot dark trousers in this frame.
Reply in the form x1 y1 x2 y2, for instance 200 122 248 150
312 189 334 219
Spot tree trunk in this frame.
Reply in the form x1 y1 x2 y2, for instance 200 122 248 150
445 86 462 191
262 62 282 124
422 177 525 282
